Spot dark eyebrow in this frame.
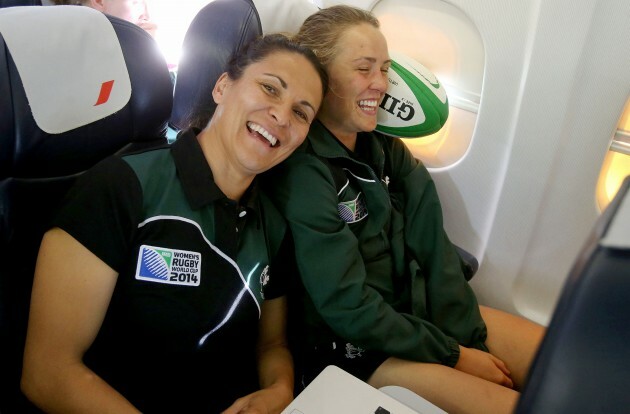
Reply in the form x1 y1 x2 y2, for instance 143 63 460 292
263 73 316 114
300 100 316 115
263 73 287 89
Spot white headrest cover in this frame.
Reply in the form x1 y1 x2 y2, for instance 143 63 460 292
0 6 131 134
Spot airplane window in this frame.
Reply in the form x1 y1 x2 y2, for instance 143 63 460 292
373 0 483 168
596 98 630 210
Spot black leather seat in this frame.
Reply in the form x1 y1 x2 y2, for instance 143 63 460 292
0 0 42 8
170 0 261 131
0 6 172 412
515 176 630 413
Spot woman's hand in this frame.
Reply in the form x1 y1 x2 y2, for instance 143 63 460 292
454 345 514 388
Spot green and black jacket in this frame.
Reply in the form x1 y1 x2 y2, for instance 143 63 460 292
264 121 488 368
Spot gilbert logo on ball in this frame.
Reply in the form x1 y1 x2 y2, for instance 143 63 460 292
376 51 449 138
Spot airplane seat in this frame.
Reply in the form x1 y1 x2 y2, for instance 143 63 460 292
515 176 630 413
169 0 262 132
0 0 41 8
0 6 172 413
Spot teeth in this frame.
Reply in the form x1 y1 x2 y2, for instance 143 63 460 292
359 100 378 109
247 122 278 147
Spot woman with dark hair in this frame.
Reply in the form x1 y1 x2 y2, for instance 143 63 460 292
21 33 327 414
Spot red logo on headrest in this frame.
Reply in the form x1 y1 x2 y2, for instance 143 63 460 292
94 80 115 106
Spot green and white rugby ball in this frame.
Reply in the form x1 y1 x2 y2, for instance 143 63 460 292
376 51 449 138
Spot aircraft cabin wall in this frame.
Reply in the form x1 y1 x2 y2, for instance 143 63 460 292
321 0 630 325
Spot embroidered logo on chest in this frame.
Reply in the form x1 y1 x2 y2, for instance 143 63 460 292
259 265 270 299
338 192 369 223
344 342 365 359
135 245 201 286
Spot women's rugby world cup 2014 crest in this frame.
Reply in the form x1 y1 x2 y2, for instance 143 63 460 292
135 244 201 287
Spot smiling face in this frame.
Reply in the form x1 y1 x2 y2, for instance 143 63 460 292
209 51 323 178
318 23 390 146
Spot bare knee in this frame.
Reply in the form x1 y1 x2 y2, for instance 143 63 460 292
367 357 446 389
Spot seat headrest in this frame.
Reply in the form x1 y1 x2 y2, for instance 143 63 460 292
1 6 132 134
0 5 172 179
170 0 261 131
170 0 320 131
0 0 42 7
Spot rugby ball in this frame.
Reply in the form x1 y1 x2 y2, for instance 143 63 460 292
376 51 448 138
